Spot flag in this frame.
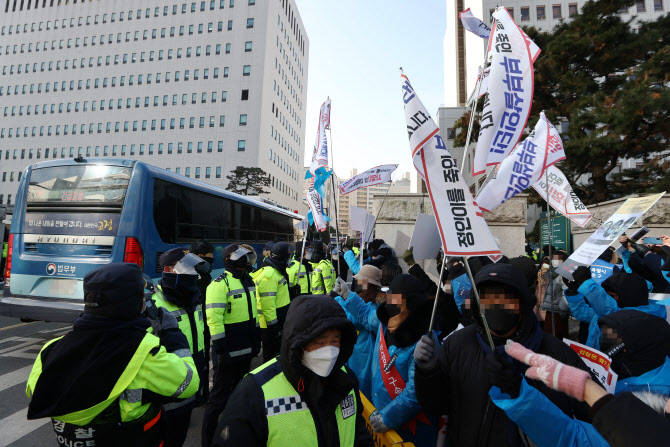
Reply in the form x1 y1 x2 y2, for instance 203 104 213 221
338 164 398 195
306 178 329 232
533 165 592 227
306 98 333 197
401 73 502 260
401 74 440 180
476 112 566 212
472 7 540 176
294 217 309 233
459 8 491 38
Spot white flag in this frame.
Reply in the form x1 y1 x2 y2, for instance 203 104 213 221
402 73 502 260
472 7 540 176
338 164 398 195
308 99 332 177
294 217 309 233
306 178 328 232
459 8 491 38
532 165 592 227
477 112 566 212
401 74 440 180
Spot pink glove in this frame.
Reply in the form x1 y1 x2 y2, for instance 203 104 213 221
505 340 590 401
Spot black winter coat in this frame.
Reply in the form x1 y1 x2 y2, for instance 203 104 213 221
213 295 373 447
415 323 594 447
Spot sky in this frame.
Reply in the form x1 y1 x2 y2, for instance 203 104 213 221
296 0 447 181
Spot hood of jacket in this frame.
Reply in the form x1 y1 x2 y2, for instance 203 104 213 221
376 274 432 347
601 273 649 308
598 309 670 379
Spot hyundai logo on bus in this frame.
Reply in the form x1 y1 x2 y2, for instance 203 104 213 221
46 263 77 277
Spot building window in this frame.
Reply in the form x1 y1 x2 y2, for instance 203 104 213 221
537 5 546 19
206 167 211 178
245 41 252 52
508 8 514 18
446 128 456 140
227 20 233 30
185 167 191 178
226 43 231 54
216 167 221 178
219 115 225 127
552 4 562 18
637 1 646 12
520 7 530 21
239 114 247 126
237 140 246 151
247 18 254 28
243 65 251 76
218 141 223 152
195 167 201 179
241 90 249 100
224 67 229 78
569 3 579 16
654 0 663 10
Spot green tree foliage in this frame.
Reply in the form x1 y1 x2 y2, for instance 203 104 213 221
455 0 670 202
225 166 271 195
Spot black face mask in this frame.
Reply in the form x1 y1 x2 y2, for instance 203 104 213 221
385 304 402 319
161 272 199 296
229 257 249 270
484 308 520 335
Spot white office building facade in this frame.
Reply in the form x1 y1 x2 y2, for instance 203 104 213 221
0 0 308 211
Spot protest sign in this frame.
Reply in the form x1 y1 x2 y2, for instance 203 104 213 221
409 213 442 261
473 7 540 175
459 8 491 38
402 73 502 260
338 164 398 195
477 112 565 212
533 165 592 227
557 192 665 280
564 340 618 394
350 206 375 244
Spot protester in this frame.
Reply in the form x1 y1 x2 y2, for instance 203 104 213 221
255 241 292 362
151 249 208 446
26 263 200 447
202 244 260 447
334 274 438 445
540 250 571 338
589 247 621 285
332 264 383 398
212 295 373 447
502 339 670 447
414 263 593 446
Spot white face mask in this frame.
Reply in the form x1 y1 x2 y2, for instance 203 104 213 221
302 345 340 377
542 263 550 269
551 260 563 268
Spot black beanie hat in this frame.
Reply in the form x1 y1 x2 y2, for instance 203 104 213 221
83 263 145 320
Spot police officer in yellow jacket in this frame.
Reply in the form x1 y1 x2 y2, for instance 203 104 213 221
152 248 208 447
201 243 261 447
255 241 292 362
287 241 310 296
213 294 373 447
26 263 199 447
308 242 335 295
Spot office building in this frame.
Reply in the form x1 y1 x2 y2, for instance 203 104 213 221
0 0 309 211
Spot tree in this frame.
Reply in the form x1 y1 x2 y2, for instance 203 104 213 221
455 0 670 203
225 166 271 195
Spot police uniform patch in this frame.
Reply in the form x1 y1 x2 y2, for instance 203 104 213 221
233 294 242 299
340 395 355 419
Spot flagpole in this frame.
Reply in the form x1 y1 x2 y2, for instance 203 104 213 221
464 257 496 350
327 124 342 255
428 257 447 333
294 230 308 288
460 63 486 175
546 169 556 336
365 170 396 246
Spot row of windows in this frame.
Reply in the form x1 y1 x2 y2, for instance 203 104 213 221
2 45 249 78
2 90 237 117
1 68 237 97
490 1 664 22
270 125 299 163
0 114 246 138
3 0 255 27
280 0 305 57
268 148 298 180
0 19 255 60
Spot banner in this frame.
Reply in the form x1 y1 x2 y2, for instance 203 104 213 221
472 7 540 176
564 340 618 394
308 98 332 176
532 165 592 227
477 112 566 212
459 8 491 38
557 192 665 280
402 73 501 259
306 178 328 232
401 74 440 181
338 164 398 195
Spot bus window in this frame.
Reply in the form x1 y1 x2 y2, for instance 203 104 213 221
28 165 131 204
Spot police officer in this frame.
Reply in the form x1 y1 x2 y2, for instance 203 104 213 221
308 242 334 295
201 244 260 447
26 263 199 447
255 241 292 362
287 241 309 297
213 295 373 447
152 248 207 447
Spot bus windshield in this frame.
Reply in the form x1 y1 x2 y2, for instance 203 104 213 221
27 165 131 204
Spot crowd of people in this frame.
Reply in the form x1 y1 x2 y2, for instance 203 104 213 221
23 234 670 446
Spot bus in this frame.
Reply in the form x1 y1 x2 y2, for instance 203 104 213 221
1 158 304 323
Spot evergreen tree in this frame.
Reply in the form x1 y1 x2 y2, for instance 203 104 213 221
455 0 670 202
225 166 271 195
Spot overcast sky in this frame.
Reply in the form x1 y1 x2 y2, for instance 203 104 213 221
296 0 447 181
